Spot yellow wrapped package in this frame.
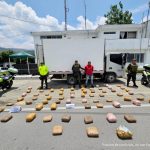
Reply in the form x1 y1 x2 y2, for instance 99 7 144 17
116 125 133 139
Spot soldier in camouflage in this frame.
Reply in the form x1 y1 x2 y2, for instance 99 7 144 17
127 59 138 87
72 60 84 88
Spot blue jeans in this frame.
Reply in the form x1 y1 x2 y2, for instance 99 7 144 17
85 75 93 86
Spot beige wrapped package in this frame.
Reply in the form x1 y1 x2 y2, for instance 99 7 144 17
128 91 134 95
124 114 136 123
117 93 123 97
86 127 99 138
35 103 43 111
32 96 38 101
22 93 27 97
82 98 87 103
0 106 5 112
90 89 95 93
124 96 132 101
25 100 32 105
61 115 71 122
52 125 63 135
70 94 75 98
106 98 113 102
51 103 57 110
93 100 99 103
70 87 74 91
96 103 103 108
50 89 54 92
102 90 107 93
59 91 63 95
17 97 24 102
81 93 85 98
6 103 14 106
111 89 116 92
55 100 61 104
42 99 48 105
137 96 144 101
83 89 87 94
84 104 91 109
47 96 52 100
39 90 44 93
1 114 13 122
26 90 31 93
60 88 64 92
45 93 49 96
26 113 36 122
99 94 105 97
43 115 53 122
28 86 32 90
33 93 39 97
84 116 93 124
59 96 64 100
89 93 94 97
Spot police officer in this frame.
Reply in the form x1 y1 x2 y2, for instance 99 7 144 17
38 62 49 89
72 60 84 88
127 59 138 87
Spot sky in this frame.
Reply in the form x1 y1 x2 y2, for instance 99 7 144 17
0 0 149 49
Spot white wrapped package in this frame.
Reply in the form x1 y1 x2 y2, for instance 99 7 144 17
66 104 75 109
106 113 117 123
9 106 22 113
132 99 141 106
22 93 27 97
113 101 121 108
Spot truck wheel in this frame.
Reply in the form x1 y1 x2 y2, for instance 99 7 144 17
67 75 76 85
105 73 116 83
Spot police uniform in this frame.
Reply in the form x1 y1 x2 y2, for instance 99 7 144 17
72 63 82 87
127 63 138 87
38 64 49 89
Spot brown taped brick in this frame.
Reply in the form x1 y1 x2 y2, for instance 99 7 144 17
93 100 99 103
52 125 63 135
111 89 116 92
42 100 48 105
26 113 36 122
32 96 38 101
82 98 87 103
128 91 134 95
27 90 31 93
17 97 24 102
50 89 54 92
102 90 107 93
47 96 52 100
124 115 136 123
33 93 39 97
6 103 14 106
85 104 91 109
45 93 49 96
59 96 64 100
96 103 103 108
137 96 144 101
84 116 93 124
25 100 32 105
89 93 94 97
59 91 63 95
1 114 13 122
43 115 53 122
124 96 132 101
51 103 57 110
106 98 113 102
86 127 99 138
0 106 5 112
117 93 123 97
70 87 74 91
99 94 105 97
35 103 43 111
55 100 61 104
39 90 44 93
61 115 71 122
81 93 85 98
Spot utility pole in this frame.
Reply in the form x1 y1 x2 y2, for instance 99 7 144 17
84 0 87 30
64 0 68 31
145 1 150 38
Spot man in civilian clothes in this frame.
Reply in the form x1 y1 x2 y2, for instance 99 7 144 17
85 61 94 87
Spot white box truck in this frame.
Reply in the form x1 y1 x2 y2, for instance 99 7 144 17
32 37 127 84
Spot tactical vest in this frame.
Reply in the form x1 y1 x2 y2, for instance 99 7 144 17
128 64 138 73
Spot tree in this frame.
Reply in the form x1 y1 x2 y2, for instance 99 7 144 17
104 1 133 24
0 50 14 62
